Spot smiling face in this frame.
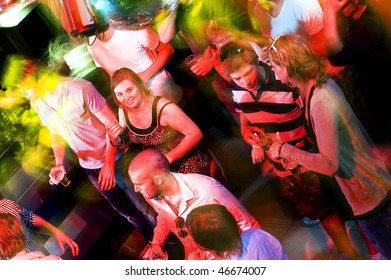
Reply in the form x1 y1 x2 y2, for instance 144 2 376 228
113 79 143 110
229 64 259 92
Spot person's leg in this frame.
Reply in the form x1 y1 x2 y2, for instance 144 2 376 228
287 172 362 259
356 201 391 260
84 168 153 242
320 212 363 259
354 221 383 259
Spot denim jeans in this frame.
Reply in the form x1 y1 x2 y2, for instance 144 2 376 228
356 199 391 259
84 167 153 241
114 153 157 228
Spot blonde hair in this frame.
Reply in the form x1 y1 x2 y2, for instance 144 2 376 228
268 34 329 88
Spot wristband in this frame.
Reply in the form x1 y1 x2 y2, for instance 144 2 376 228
252 145 262 148
110 137 123 147
278 143 285 158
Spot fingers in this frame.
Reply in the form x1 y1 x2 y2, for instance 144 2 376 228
276 131 282 141
49 166 65 185
149 245 165 260
98 175 116 191
68 240 79 256
58 242 65 255
251 148 265 164
57 236 79 257
105 121 123 138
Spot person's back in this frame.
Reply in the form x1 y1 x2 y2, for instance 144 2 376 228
229 228 288 260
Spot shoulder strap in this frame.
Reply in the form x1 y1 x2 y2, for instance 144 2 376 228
157 97 173 124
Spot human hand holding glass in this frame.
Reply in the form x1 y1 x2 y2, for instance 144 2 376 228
269 132 298 170
49 164 70 187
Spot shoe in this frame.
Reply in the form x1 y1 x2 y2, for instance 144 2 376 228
369 252 386 260
302 216 320 225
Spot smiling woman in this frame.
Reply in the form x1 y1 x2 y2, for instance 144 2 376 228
106 67 210 175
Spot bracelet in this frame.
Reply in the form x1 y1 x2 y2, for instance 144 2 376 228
252 145 262 148
110 137 123 147
278 143 285 158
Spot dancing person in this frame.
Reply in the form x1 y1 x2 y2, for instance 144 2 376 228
1 55 154 242
87 25 182 104
106 67 210 175
267 34 391 259
221 40 365 259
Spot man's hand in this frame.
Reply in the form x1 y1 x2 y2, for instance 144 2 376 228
241 126 265 146
190 47 219 76
148 243 167 260
251 146 266 164
49 164 67 185
98 163 116 190
53 228 80 257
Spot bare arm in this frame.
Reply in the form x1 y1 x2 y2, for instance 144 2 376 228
138 41 174 83
158 100 202 164
94 104 120 190
48 134 68 185
157 10 177 44
322 0 347 56
34 216 79 256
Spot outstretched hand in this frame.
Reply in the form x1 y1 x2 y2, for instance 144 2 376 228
53 228 79 257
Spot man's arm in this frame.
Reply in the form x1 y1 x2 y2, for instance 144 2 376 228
34 215 79 256
94 104 120 190
48 133 68 185
137 37 174 83
322 0 346 56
